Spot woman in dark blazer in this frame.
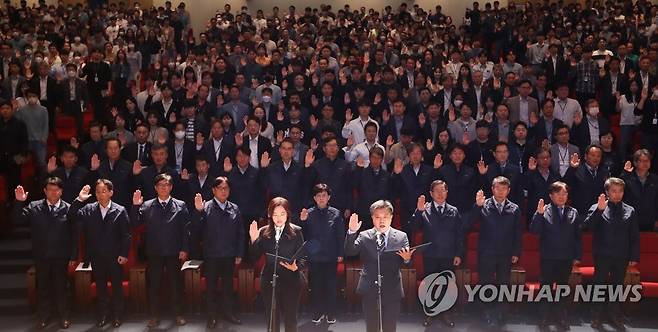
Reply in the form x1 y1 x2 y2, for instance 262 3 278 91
249 197 305 332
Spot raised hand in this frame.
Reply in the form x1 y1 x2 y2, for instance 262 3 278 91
300 208 308 221
570 153 580 168
462 132 470 145
223 157 233 172
537 198 545 214
309 115 318 129
393 158 404 174
311 94 319 108
477 159 488 175
46 156 57 174
597 193 607 211
168 111 177 123
356 156 366 168
425 139 434 151
194 193 204 211
386 135 395 148
14 185 28 202
374 92 381 105
304 149 315 167
433 153 443 169
348 213 362 232
78 185 92 202
195 132 205 147
234 133 244 147
249 221 260 243
382 109 390 124
117 256 128 265
573 111 583 126
310 138 318 151
344 91 350 104
132 190 143 206
417 195 427 211
181 168 190 180
345 108 353 123
475 190 486 207
346 134 354 148
624 160 634 173
418 112 426 127
528 156 537 171
90 154 100 171
132 160 143 175
448 106 456 122
260 151 271 168
70 137 79 149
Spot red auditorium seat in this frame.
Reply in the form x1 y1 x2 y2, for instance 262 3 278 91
55 115 77 141
637 233 658 297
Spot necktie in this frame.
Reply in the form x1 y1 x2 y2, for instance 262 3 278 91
497 203 504 214
558 207 564 220
138 144 144 161
160 201 167 210
590 168 597 178
437 205 444 215
376 233 385 251
49 205 55 215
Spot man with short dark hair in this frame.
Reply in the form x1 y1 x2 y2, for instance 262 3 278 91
13 178 76 329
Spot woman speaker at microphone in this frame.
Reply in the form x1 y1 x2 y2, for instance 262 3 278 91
249 197 305 332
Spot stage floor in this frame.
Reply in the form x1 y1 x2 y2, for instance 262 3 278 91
6 312 658 331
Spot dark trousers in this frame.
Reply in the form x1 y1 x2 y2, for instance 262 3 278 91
423 257 455 319
35 258 69 320
362 292 400 332
261 275 301 332
242 214 262 263
147 255 182 317
592 255 628 319
539 259 572 320
205 257 236 318
0 157 21 203
478 254 512 321
63 100 84 136
91 256 124 318
309 261 338 317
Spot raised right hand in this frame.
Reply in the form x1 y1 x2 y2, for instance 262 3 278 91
249 221 260 243
194 193 204 211
78 185 92 202
475 190 486 207
132 190 143 206
537 198 545 214
14 185 28 202
348 213 362 233
300 208 308 221
90 154 100 171
417 195 426 211
596 193 607 211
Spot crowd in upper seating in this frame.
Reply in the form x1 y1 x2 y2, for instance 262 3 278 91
0 0 657 233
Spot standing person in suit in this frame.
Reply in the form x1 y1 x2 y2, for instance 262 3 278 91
191 177 244 328
167 122 196 173
80 48 112 124
121 123 152 166
308 136 353 218
60 63 89 136
563 145 609 217
466 177 522 327
411 180 463 327
47 146 89 203
88 138 134 208
353 147 392 230
531 99 564 145
621 150 658 231
549 125 580 177
248 197 306 332
134 143 183 200
300 184 345 325
68 180 131 328
220 85 250 133
584 178 640 331
201 119 236 177
130 174 190 328
571 100 610 152
12 178 76 329
436 144 478 213
31 62 59 132
543 44 570 90
235 116 272 169
525 149 563 223
529 182 582 331
477 142 523 205
505 80 539 126
344 200 414 332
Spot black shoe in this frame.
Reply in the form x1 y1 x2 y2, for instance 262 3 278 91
610 317 626 331
112 318 122 328
207 318 217 329
311 314 325 324
60 319 71 329
223 313 242 325
423 316 433 326
96 316 107 328
326 316 336 324
591 318 603 330
37 318 50 330
439 314 455 327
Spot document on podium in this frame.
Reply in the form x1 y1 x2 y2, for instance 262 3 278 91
383 242 432 253
181 260 203 271
75 262 92 272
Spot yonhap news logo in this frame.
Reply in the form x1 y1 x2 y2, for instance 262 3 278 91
417 271 458 316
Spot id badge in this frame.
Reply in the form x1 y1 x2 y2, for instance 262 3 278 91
653 118 657 125
94 75 99 83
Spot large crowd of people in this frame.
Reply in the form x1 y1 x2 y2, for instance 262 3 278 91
3 0 658 331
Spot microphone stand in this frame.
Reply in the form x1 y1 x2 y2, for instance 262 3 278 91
376 244 384 332
269 238 280 332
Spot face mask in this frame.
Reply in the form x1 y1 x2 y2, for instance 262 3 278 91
24 49 32 55
262 96 272 103
74 37 81 43
174 131 186 139
68 70 76 78
454 100 463 107
589 107 599 116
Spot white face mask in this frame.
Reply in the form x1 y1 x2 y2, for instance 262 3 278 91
453 100 463 107
174 130 186 139
34 56 43 63
262 95 272 103
589 107 599 116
